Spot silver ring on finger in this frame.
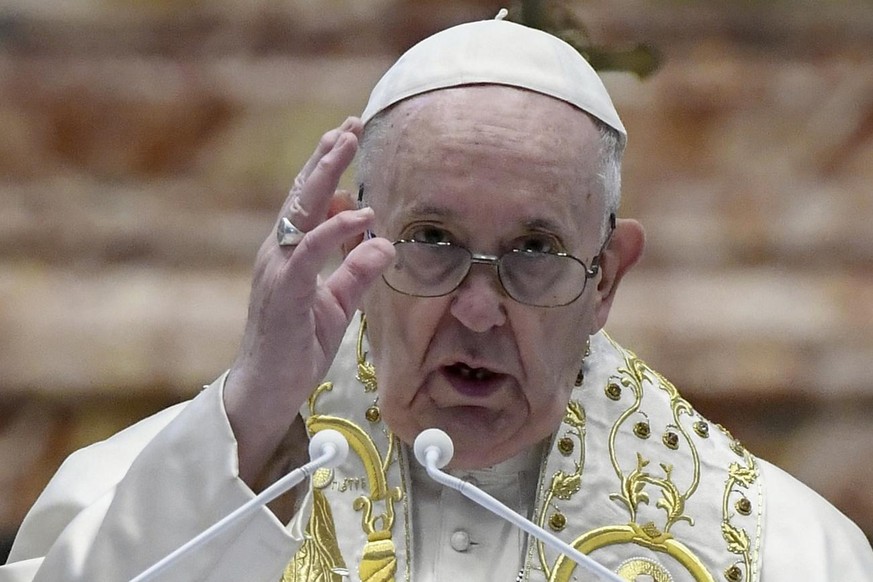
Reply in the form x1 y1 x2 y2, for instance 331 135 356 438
277 217 306 247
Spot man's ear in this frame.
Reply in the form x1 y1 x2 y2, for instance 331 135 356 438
592 218 645 330
329 189 360 257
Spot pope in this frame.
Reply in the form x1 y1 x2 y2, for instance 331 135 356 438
3 14 872 582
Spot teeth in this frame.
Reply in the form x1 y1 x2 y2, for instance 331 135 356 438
455 365 491 381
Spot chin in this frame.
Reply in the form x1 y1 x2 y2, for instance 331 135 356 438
392 402 535 469
449 453 505 471
443 431 523 470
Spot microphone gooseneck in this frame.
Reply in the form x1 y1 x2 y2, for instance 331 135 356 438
412 429 625 582
130 429 349 582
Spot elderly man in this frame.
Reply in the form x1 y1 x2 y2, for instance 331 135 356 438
2 15 872 582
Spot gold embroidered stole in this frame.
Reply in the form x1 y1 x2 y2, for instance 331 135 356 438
281 321 763 582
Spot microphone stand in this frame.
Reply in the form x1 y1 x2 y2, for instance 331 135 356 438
129 429 349 582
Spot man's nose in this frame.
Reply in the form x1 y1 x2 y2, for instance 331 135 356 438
449 267 508 332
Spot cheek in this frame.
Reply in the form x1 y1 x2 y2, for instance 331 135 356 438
363 290 446 397
363 293 451 447
519 308 592 401
518 316 588 445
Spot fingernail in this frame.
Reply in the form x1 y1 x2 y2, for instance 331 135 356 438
355 206 374 221
340 116 354 131
326 133 350 157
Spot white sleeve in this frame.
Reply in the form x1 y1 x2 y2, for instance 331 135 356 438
0 375 306 582
759 459 873 581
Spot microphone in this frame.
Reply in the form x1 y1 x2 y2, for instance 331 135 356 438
414 428 624 582
130 429 349 582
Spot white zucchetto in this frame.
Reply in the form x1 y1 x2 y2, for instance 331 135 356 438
360 17 626 143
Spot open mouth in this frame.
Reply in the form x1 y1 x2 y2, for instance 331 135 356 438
442 363 503 397
447 363 496 381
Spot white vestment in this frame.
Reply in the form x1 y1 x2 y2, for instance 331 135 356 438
2 325 871 582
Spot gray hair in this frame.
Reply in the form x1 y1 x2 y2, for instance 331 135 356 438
355 111 392 201
357 106 624 241
594 118 624 239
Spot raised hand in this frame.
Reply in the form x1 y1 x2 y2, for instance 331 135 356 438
224 117 394 483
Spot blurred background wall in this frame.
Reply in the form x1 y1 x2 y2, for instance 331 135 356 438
1 0 872 560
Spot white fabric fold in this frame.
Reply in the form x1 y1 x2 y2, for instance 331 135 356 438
2 375 304 582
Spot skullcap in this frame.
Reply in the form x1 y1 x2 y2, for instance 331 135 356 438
360 16 626 143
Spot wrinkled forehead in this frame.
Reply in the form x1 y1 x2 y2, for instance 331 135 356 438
363 86 606 249
381 85 601 168
362 84 603 192
361 17 625 145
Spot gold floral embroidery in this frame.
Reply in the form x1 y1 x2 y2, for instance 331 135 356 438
282 489 347 582
544 338 733 582
605 343 698 534
306 384 403 582
721 450 759 582
290 317 406 582
356 316 378 393
616 557 674 582
535 399 587 579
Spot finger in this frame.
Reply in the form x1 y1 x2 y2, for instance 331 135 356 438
283 207 376 296
284 131 360 233
287 117 363 203
325 237 395 320
329 190 357 217
294 117 355 185
331 191 364 256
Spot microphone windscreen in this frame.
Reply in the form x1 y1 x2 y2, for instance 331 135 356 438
309 429 349 468
413 428 454 469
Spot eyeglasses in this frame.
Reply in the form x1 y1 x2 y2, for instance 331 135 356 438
381 219 614 308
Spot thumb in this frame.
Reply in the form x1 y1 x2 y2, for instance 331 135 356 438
332 189 366 256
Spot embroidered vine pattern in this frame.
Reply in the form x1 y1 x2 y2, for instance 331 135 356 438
721 450 759 582
535 399 587 579
605 340 699 539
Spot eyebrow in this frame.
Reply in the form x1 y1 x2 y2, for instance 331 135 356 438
402 202 572 236
522 217 567 233
400 202 458 220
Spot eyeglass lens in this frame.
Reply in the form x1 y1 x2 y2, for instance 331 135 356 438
383 241 590 307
